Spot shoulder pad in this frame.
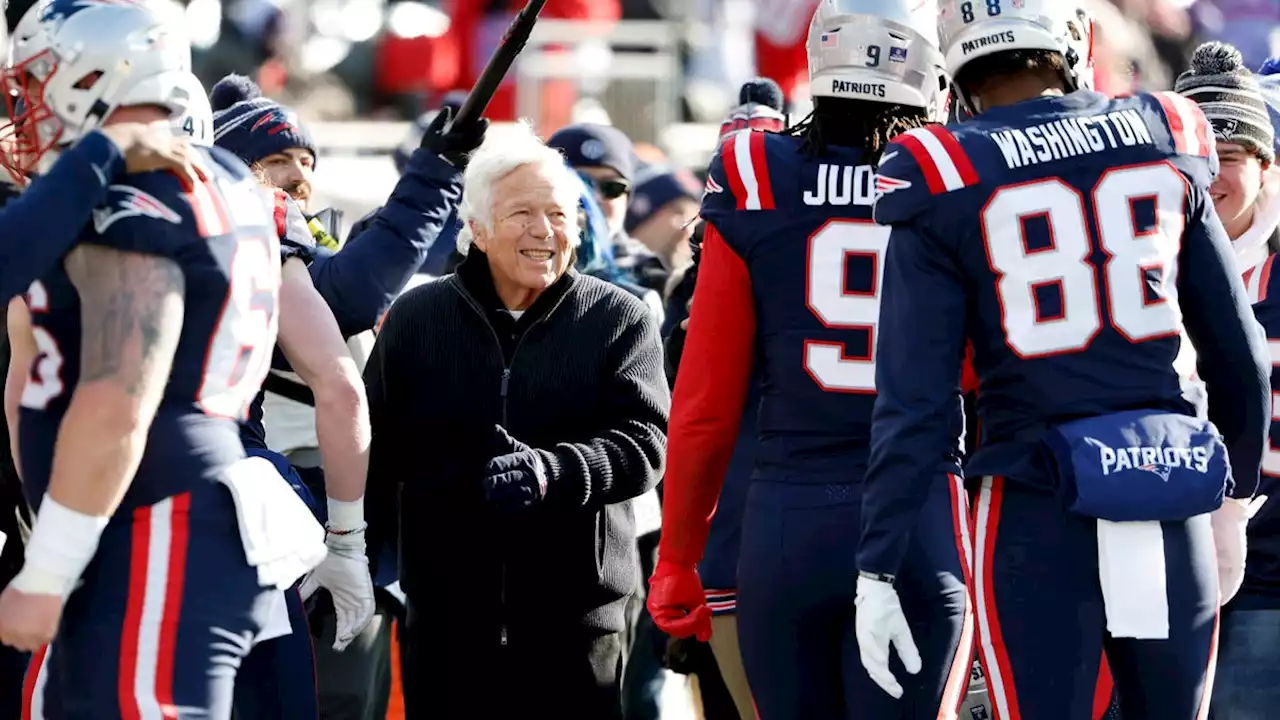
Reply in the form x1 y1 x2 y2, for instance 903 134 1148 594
1138 91 1218 187
873 124 980 225
91 174 186 238
700 130 779 223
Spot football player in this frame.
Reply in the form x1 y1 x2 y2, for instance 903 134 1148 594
171 93 377 719
856 3 1271 719
648 1 974 718
0 1 325 716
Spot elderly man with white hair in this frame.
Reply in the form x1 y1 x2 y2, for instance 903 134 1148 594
362 123 670 718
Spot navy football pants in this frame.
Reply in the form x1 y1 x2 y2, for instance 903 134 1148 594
972 476 1217 720
232 586 319 720
23 486 274 719
736 476 973 720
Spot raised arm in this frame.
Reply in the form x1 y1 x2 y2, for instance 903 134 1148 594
12 244 184 598
307 150 464 337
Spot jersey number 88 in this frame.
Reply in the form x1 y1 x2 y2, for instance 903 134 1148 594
984 162 1186 359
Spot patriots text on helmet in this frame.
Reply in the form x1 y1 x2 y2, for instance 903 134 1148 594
831 80 887 98
990 109 1154 169
960 31 1017 55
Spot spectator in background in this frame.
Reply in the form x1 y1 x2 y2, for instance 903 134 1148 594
549 122 669 294
365 121 668 718
625 164 701 274
1176 41 1280 268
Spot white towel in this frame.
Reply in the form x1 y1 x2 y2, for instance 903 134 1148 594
256 590 294 642
1097 519 1169 639
217 456 328 590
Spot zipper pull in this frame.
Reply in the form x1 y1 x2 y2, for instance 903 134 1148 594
500 369 510 398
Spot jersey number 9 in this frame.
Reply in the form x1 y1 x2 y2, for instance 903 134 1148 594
983 162 1185 359
804 220 889 393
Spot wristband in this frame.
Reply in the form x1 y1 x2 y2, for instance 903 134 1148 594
11 495 108 596
858 570 897 586
326 496 365 534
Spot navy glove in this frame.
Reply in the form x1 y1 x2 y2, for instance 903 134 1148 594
483 425 548 512
419 106 488 170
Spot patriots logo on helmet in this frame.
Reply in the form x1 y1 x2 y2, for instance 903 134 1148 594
251 108 301 136
1137 463 1174 482
41 0 142 24
92 185 182 234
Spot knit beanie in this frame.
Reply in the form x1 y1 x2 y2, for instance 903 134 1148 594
624 164 702 234
209 74 317 168
1176 42 1276 164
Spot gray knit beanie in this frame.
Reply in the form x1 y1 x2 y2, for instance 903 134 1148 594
1176 42 1276 164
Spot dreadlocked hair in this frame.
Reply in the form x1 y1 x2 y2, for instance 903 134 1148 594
954 50 1069 99
784 97 930 162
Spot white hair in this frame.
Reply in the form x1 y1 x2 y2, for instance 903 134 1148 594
456 121 582 256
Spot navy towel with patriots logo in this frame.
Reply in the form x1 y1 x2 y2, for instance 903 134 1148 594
1042 408 1231 522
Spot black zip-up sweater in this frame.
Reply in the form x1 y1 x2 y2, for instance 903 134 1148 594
364 252 669 639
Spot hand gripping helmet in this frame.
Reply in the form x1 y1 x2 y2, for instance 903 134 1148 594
170 72 213 147
807 0 949 121
938 0 1094 112
3 0 194 177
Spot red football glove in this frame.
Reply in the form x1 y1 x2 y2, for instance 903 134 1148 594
647 561 713 641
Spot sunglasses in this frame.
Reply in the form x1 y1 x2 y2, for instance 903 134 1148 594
581 173 630 200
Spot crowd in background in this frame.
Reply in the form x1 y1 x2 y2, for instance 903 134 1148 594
57 1 1280 140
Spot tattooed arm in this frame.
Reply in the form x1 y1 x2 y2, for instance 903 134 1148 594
47 245 185 516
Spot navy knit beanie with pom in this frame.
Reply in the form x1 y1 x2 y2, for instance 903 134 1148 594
210 74 318 168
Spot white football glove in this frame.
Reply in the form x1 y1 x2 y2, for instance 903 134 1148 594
1211 495 1267 606
299 530 376 652
855 573 922 699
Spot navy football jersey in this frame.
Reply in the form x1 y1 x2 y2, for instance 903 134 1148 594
858 89 1271 575
698 129 888 480
18 146 280 511
661 128 905 567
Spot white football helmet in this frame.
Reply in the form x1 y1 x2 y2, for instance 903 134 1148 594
171 73 213 147
807 0 949 120
3 0 193 176
938 0 1094 108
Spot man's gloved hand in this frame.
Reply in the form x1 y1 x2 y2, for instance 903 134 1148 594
299 529 376 652
419 106 488 170
483 425 548 512
1211 495 1268 606
854 573 921 699
647 561 712 641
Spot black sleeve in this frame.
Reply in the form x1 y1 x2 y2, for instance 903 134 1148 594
362 298 409 574
538 307 671 510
